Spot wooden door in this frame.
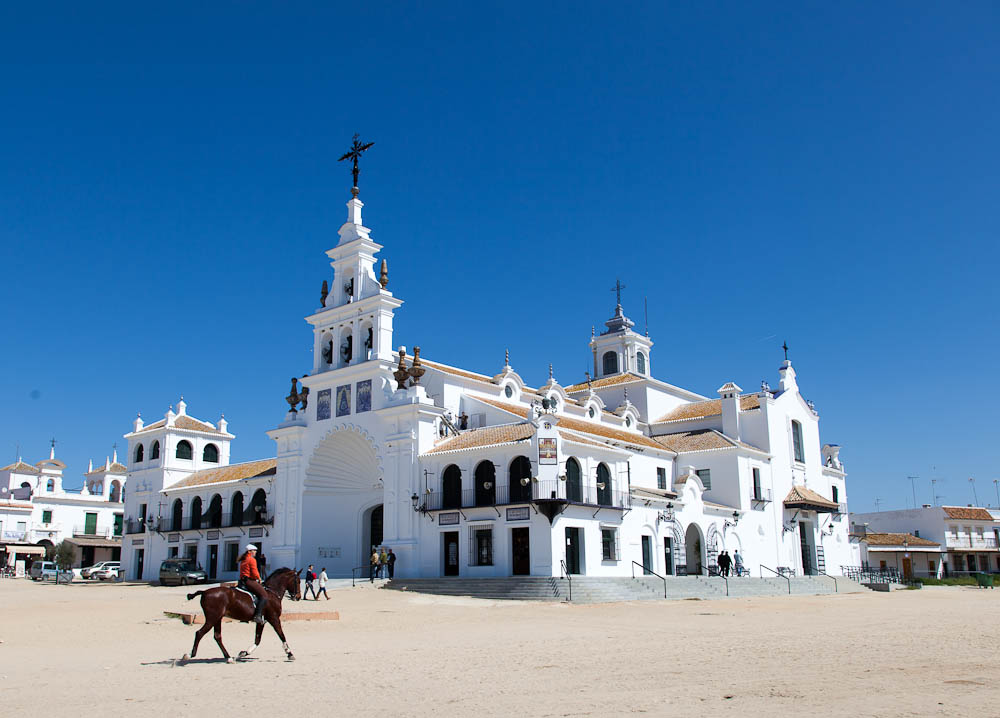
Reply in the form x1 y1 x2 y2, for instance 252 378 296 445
902 557 912 579
512 528 530 575
443 532 459 576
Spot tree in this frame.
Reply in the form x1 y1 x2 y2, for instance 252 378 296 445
53 541 75 585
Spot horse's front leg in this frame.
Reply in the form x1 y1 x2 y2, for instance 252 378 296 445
238 622 265 660
269 616 294 660
184 621 212 660
212 619 234 663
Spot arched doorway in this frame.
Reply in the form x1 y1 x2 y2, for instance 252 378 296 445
230 492 244 527
685 523 704 575
368 505 383 550
442 465 462 509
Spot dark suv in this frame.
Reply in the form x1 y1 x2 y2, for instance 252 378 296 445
159 558 208 586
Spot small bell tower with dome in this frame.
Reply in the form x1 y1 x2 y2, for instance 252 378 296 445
590 280 654 379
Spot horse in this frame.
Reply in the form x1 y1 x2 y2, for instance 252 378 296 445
182 567 302 663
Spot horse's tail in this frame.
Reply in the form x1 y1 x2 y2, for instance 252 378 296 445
186 590 207 601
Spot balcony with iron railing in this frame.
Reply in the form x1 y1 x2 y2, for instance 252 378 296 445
155 510 275 533
421 479 630 512
945 536 998 550
72 525 116 539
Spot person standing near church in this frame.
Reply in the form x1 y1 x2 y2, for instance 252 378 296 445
370 549 379 583
733 550 744 576
317 567 330 600
379 548 388 579
387 548 396 579
303 564 318 599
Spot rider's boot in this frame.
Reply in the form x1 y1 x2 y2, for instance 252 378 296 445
253 598 267 624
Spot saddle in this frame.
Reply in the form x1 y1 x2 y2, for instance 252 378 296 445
234 583 262 614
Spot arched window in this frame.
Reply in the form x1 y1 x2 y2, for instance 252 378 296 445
202 443 219 463
442 465 462 510
602 351 618 375
171 498 183 531
176 440 193 460
189 496 202 530
474 461 496 507
230 492 244 527
251 488 268 524
791 420 805 463
150 440 160 460
637 352 646 375
46 479 54 492
109 480 122 502
596 463 612 507
208 494 223 529
134 444 144 463
565 457 582 503
509 455 532 503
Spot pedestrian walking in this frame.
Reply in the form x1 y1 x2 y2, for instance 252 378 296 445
317 567 330 600
733 550 744 576
387 548 396 579
370 548 379 583
303 564 318 599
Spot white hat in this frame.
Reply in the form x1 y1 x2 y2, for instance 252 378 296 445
245 544 258 552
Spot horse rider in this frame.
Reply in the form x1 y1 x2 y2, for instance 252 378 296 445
238 544 268 624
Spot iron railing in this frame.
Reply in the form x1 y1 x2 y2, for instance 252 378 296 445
72 525 115 538
841 565 904 584
760 564 790 594
422 479 630 511
815 570 838 592
632 560 668 598
153 511 274 532
352 565 376 587
560 559 572 602
945 536 998 549
706 565 729 596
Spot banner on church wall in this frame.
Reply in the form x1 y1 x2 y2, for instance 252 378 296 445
336 385 351 416
538 438 557 464
357 380 372 413
317 389 332 420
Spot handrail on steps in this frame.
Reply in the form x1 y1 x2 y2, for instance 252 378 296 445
631 561 668 598
760 564 790 594
560 559 572 602
815 570 838 593
351 565 371 587
705 565 729 596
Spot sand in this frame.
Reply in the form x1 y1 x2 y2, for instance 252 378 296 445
1 579 996 717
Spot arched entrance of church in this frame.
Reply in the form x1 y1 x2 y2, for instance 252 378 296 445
302 428 383 577
685 523 704 575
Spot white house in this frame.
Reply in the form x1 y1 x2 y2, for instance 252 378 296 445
852 506 999 576
121 184 859 582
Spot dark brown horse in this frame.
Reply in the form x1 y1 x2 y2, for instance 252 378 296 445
182 567 302 663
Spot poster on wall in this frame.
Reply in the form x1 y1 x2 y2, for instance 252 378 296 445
538 438 557 464
357 379 372 413
336 384 351 416
317 389 332 420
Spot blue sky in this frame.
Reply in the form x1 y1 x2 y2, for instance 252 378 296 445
1 3 997 509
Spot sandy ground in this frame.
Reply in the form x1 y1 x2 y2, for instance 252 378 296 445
1 579 997 717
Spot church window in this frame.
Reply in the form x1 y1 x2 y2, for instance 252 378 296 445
250 488 268 523
203 443 219 463
791 420 805 463
474 461 496 507
656 467 667 491
150 440 160 460
171 498 183 531
597 463 612 506
176 441 193 460
625 416 632 428
752 468 762 500
504 385 513 399
469 527 494 566
46 479 54 492
566 458 582 502
509 456 533 504
637 352 646 375
231 492 244 526
588 406 596 418
189 497 202 530
601 528 620 561
602 351 618 375
696 469 712 490
135 444 144 463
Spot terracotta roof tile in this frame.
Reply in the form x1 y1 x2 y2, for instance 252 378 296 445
134 415 226 435
942 506 994 521
783 485 839 511
424 423 535 455
557 431 611 450
655 395 761 423
1 460 40 475
862 532 939 547
472 396 670 453
421 359 495 384
169 458 277 489
651 429 765 454
86 462 127 476
565 373 644 393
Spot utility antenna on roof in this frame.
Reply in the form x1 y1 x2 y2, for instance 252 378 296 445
969 477 980 506
874 496 881 512
907 476 919 509
644 296 649 337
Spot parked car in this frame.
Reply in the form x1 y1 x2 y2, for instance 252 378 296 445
91 562 120 581
82 561 118 579
29 561 73 582
159 558 207 586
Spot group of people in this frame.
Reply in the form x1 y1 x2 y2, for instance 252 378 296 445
715 550 745 577
302 564 330 600
370 547 396 581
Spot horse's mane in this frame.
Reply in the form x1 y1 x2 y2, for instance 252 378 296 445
264 567 296 584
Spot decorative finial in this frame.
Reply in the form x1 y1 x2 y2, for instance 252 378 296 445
624 386 629 402
379 259 388 289
549 363 553 381
338 133 375 197
611 278 626 308
591 326 595 337
408 347 425 385
505 348 510 367
286 377 301 413
393 348 409 390
782 341 789 361
585 371 592 391
320 279 329 306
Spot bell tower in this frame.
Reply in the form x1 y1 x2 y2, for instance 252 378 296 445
589 280 653 379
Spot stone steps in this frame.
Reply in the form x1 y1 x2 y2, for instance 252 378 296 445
383 575 868 603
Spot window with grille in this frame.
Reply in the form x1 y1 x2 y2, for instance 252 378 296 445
831 485 839 503
696 469 711 490
469 527 493 566
601 528 620 561
791 420 805 463
752 468 762 500
656 467 666 490
42 510 52 524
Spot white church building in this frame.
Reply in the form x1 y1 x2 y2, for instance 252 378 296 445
121 185 859 582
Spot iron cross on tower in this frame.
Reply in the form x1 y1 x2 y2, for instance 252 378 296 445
338 133 375 197
611 279 626 307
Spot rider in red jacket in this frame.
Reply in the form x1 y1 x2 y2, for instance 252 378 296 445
238 544 267 624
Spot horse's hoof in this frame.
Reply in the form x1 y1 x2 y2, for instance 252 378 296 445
287 653 295 661
181 654 190 661
226 657 235 664
238 651 248 659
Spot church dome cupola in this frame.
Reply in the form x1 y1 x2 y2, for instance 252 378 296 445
589 279 654 379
